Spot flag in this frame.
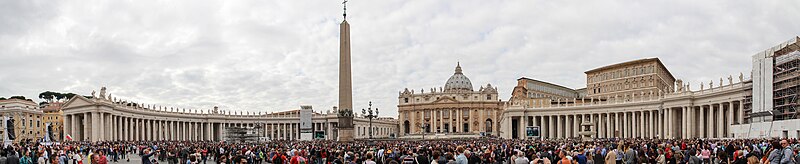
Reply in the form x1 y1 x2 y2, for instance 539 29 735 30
65 134 73 141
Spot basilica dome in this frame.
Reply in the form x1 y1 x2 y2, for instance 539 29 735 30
444 63 474 92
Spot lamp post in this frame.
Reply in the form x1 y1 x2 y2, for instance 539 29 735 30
417 123 426 140
362 101 379 139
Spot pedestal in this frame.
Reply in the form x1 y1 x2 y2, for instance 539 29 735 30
338 128 354 142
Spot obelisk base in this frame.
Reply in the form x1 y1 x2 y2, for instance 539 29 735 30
338 128 354 142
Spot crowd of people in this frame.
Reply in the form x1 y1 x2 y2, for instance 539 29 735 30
2 138 799 164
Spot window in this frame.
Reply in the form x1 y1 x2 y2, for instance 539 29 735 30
486 95 492 100
404 98 409 103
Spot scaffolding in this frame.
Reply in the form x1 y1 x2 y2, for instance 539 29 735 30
223 124 264 143
773 50 800 120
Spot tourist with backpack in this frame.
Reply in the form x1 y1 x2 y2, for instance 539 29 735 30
780 140 797 164
290 151 308 164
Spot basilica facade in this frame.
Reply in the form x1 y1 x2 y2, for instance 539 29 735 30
397 63 503 138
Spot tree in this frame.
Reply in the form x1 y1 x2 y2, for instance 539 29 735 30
0 97 5 100
9 96 26 100
39 91 57 102
39 101 50 106
62 93 77 101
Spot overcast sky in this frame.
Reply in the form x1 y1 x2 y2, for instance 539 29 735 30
1 0 799 117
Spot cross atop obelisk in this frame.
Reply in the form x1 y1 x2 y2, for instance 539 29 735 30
337 0 355 142
342 0 348 19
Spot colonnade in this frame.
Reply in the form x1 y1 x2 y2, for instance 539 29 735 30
63 113 220 141
512 100 745 139
400 108 499 135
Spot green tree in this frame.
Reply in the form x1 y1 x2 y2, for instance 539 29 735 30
9 96 26 100
39 91 57 102
62 93 77 101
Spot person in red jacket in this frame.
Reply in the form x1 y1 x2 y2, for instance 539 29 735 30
290 151 307 164
272 150 287 164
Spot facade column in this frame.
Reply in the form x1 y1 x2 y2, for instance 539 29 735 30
604 113 610 138
700 106 705 138
71 114 79 141
727 102 734 138
681 107 687 139
123 117 127 141
573 114 579 137
666 109 672 139
565 115 571 138
622 112 628 138
99 113 105 141
90 112 99 141
639 111 644 138
561 115 566 138
548 115 554 139
738 101 745 124
615 112 620 138
706 105 712 138
132 118 137 141
649 110 654 139
717 104 724 138
112 115 116 141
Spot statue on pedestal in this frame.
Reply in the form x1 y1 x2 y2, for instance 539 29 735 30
739 72 744 82
99 87 107 99
709 80 713 88
701 82 704 90
728 75 733 85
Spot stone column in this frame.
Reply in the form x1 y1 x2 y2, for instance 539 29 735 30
665 109 671 139
699 106 705 138
90 112 99 141
602 113 609 138
727 102 734 137
565 115 570 138
547 115 557 139
555 115 561 138
615 112 620 138
71 114 79 141
621 112 627 138
646 110 655 138
738 101 744 124
717 104 724 138
573 114 579 138
110 115 115 141
122 117 127 141
133 117 137 141
706 105 712 138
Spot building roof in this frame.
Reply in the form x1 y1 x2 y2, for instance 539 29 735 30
584 58 675 81
517 77 576 91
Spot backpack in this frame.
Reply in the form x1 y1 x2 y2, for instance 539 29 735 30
273 154 285 164
297 156 307 164
780 148 797 164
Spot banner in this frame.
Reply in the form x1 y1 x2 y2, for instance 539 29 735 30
44 122 52 142
526 126 540 138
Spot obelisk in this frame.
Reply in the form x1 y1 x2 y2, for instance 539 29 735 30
337 0 355 142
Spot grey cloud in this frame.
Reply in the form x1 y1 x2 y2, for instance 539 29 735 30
1 0 799 118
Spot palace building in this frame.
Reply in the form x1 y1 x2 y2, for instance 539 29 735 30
397 63 503 138
503 57 748 139
501 36 800 139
